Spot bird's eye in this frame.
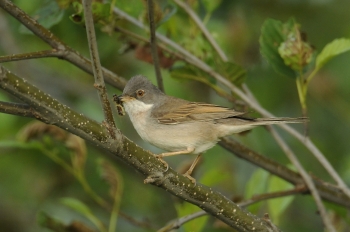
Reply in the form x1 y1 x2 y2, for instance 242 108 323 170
136 89 145 97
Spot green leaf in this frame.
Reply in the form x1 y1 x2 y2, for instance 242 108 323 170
70 2 111 25
175 202 208 232
92 2 111 22
217 61 246 86
244 169 269 213
60 197 106 232
260 18 296 78
278 24 313 72
69 2 84 24
267 175 295 225
20 0 64 34
315 38 350 72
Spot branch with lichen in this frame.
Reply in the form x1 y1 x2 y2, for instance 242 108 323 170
1 99 347 209
0 66 279 231
159 185 308 232
0 1 349 230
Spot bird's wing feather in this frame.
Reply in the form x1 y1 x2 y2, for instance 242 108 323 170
153 101 246 125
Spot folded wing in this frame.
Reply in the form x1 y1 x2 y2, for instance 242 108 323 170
153 100 246 125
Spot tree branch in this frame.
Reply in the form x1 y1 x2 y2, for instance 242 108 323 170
0 0 126 90
1 98 347 209
112 6 350 199
170 5 339 226
269 127 336 232
173 0 228 62
159 186 308 232
219 137 350 208
0 50 64 63
0 65 279 231
82 0 117 139
147 0 164 92
0 101 35 118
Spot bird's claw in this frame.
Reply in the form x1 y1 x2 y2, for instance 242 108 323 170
183 172 197 185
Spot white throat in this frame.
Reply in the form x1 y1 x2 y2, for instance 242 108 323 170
123 99 154 143
123 99 153 116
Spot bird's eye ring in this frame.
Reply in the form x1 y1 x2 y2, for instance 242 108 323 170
136 89 145 97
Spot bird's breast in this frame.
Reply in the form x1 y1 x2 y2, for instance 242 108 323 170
123 100 154 141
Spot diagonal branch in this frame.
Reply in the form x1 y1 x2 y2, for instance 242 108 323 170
0 50 64 63
269 127 336 232
0 101 36 118
159 186 308 232
219 137 350 208
112 6 350 199
1 99 348 208
173 0 228 62
0 65 279 232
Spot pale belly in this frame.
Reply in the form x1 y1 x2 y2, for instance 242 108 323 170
123 100 220 154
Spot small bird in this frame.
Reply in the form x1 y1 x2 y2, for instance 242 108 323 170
114 75 307 183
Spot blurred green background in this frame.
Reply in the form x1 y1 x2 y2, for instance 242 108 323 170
0 0 350 231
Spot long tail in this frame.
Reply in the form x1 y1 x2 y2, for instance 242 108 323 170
220 117 308 134
252 117 308 126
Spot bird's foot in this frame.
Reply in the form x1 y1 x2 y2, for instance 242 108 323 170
183 172 197 185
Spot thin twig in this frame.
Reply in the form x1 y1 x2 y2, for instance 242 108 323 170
159 186 308 232
0 0 126 90
219 137 350 208
0 50 65 63
238 185 308 207
82 0 116 139
112 6 350 199
269 127 336 232
173 0 228 62
0 101 34 118
173 0 249 115
147 0 164 91
157 211 207 232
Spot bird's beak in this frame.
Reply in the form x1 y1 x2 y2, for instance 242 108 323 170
112 94 134 105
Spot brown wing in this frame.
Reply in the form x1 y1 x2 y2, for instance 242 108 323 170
154 101 246 125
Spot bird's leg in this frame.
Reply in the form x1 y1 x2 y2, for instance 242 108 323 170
183 154 202 184
156 148 195 172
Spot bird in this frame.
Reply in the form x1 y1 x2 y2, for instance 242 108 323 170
114 75 307 183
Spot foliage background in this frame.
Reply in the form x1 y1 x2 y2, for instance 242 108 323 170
0 0 350 231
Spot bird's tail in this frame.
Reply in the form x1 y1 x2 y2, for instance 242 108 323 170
252 117 308 126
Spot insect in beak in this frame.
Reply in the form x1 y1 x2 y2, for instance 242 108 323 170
113 94 126 116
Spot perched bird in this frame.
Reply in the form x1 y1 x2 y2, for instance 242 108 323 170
114 75 306 183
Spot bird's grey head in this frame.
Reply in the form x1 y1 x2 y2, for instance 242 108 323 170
120 75 164 105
